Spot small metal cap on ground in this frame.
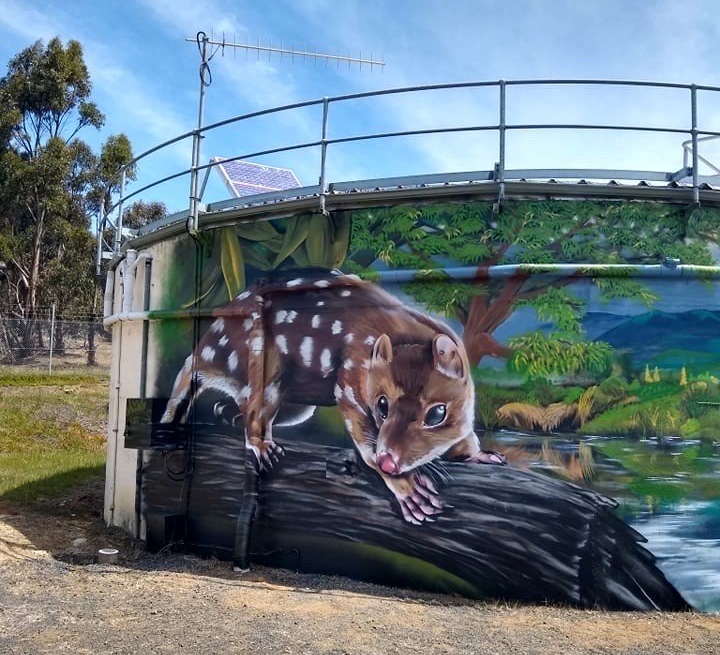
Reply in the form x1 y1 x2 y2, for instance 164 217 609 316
98 548 119 564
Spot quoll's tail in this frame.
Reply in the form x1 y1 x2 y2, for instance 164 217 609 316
161 355 195 424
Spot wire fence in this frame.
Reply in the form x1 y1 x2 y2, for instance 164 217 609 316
0 312 111 373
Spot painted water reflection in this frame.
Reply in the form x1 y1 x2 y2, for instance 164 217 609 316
492 430 720 611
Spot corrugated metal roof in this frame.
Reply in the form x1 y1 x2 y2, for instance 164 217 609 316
212 158 301 198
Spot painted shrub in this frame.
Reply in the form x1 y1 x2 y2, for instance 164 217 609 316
141 199 720 611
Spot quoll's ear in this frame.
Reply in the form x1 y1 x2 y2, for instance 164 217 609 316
371 333 393 367
432 334 465 379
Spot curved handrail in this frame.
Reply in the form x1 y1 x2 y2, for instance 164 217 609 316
97 78 720 267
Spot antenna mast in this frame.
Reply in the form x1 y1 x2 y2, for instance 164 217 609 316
186 30 385 233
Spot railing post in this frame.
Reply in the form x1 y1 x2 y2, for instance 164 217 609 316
95 203 105 276
691 84 699 205
319 96 330 216
114 170 126 256
498 79 506 207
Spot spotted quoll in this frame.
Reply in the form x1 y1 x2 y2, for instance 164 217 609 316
162 270 505 524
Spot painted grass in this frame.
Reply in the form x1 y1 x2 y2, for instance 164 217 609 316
0 371 109 504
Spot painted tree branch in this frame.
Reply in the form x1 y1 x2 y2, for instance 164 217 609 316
144 429 690 611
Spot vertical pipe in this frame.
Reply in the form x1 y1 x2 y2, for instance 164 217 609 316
48 302 55 375
189 33 209 235
498 79 506 205
136 257 153 540
114 170 127 256
319 97 330 216
690 84 699 206
234 295 265 572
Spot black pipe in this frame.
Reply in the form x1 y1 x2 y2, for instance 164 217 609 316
233 451 259 571
135 257 153 540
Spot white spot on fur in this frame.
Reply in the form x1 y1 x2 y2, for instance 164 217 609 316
343 359 354 370
239 385 251 402
218 335 229 347
228 351 239 372
211 318 224 333
275 310 287 324
237 291 251 301
340 290 351 297
320 349 332 375
314 279 331 288
275 335 288 354
331 320 342 335
243 318 253 331
344 419 353 433
264 381 280 405
317 301 325 307
344 333 354 344
311 315 320 329
250 335 264 351
300 337 313 367
334 384 343 402
285 310 298 324
201 346 215 362
364 335 376 346
286 278 303 287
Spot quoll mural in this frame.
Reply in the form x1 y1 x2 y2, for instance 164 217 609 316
128 199 720 611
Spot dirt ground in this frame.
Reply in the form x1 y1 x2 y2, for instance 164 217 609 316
1 484 719 655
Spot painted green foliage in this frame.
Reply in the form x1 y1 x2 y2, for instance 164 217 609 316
159 199 720 444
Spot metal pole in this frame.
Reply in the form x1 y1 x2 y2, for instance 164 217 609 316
114 170 127 256
189 32 209 235
498 79 507 205
48 302 56 375
319 97 330 215
690 84 699 205
95 204 105 276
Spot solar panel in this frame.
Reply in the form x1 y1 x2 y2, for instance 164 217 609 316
211 157 301 198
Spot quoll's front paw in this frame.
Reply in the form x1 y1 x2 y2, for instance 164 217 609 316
247 438 285 473
396 474 444 525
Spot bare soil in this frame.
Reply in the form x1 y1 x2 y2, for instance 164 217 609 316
0 483 719 655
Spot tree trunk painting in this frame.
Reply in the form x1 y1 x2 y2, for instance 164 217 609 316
140 428 689 612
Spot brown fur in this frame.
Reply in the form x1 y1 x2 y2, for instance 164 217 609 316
162 271 503 523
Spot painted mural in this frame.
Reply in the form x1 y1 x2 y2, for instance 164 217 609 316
132 199 720 611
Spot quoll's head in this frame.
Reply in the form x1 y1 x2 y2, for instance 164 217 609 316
366 332 474 475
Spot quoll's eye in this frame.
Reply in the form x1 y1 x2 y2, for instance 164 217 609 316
424 404 447 427
376 395 389 420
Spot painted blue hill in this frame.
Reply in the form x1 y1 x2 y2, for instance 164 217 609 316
593 310 720 372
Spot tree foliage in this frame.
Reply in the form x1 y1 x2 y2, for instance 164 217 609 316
344 201 719 371
0 38 134 361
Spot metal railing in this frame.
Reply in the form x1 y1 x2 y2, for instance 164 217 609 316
96 78 720 269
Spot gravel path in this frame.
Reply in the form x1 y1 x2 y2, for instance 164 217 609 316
1 494 719 655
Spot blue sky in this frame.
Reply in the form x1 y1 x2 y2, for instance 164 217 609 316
1 0 719 213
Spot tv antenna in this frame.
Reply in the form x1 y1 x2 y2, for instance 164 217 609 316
186 30 386 233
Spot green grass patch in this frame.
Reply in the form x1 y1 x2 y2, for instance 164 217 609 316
0 376 108 505
0 368 108 386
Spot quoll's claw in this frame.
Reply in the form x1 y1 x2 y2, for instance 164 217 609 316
397 474 443 524
248 439 285 473
468 449 507 465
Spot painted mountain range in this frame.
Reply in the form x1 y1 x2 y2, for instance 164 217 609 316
587 310 720 373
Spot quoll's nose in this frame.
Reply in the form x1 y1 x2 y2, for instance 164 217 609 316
376 451 400 476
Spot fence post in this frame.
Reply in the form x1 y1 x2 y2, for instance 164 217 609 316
48 303 56 375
